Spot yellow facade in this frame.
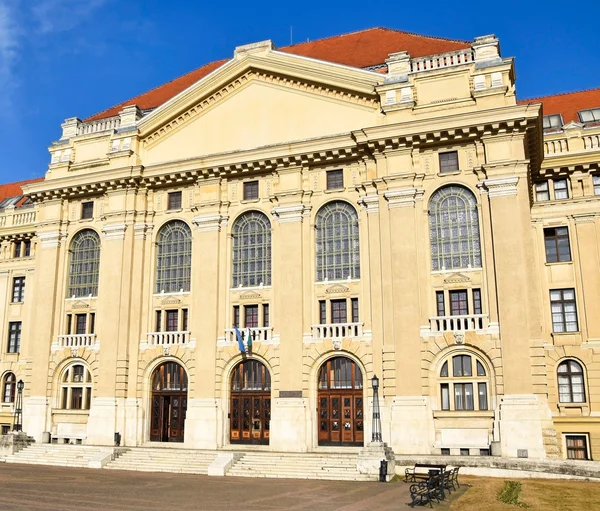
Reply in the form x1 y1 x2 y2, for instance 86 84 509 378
0 31 598 461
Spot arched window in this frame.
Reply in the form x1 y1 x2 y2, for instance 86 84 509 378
558 360 585 403
68 230 100 297
231 360 271 392
60 364 92 410
439 353 489 411
152 362 188 392
316 201 360 282
2 373 15 403
232 212 271 288
318 357 363 390
429 186 481 271
155 221 192 293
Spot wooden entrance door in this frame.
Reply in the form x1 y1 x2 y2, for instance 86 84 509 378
317 357 364 446
150 362 188 443
230 360 270 445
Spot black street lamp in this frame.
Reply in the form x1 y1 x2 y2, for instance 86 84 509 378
371 374 382 443
13 380 24 433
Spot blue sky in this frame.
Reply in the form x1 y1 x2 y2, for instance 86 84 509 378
1 0 599 185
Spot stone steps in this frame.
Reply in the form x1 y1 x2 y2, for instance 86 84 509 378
4 444 112 468
105 448 216 474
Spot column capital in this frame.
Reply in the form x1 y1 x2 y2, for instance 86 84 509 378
384 188 424 209
133 223 154 239
571 213 597 224
270 204 309 223
192 214 229 232
38 231 65 249
358 195 380 214
102 223 127 240
482 176 519 198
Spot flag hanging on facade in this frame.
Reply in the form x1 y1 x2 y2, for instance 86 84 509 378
246 327 253 351
234 326 245 353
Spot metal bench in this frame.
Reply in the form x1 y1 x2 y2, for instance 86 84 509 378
408 474 443 508
405 463 447 483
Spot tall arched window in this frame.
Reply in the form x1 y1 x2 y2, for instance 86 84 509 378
60 364 92 410
68 229 101 297
2 372 15 403
316 201 360 282
232 212 271 287
558 360 585 403
439 353 489 411
429 186 481 271
155 221 192 293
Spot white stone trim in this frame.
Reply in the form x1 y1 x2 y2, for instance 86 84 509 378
270 204 307 223
38 231 64 248
102 223 127 240
384 188 424 209
358 195 379 214
483 176 519 198
192 214 228 232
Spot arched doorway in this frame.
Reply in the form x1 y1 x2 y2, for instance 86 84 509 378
317 357 364 446
150 362 188 442
230 360 271 445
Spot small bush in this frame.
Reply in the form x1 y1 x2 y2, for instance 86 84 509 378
497 480 529 508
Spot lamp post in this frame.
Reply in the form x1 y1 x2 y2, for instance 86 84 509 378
13 380 24 433
371 374 382 443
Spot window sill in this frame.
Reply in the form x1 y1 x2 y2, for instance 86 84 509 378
152 291 191 297
315 278 360 285
431 267 482 275
545 261 573 266
433 410 494 419
240 198 261 204
51 409 90 416
165 208 183 214
323 188 345 194
551 331 581 337
437 170 461 177
65 296 97 302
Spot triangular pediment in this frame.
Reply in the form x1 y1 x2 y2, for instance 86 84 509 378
70 300 90 309
139 44 381 164
326 284 350 294
239 290 262 300
443 272 471 284
161 297 181 305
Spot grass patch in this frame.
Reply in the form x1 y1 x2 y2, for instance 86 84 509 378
497 481 529 507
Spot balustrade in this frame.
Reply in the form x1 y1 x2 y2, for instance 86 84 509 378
311 322 363 339
410 50 473 72
57 334 97 348
146 331 190 346
224 327 272 344
429 314 489 333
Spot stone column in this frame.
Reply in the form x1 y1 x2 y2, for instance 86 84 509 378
484 175 546 458
384 188 432 454
269 203 309 451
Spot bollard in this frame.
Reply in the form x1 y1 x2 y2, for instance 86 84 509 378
379 459 388 482
114 432 121 447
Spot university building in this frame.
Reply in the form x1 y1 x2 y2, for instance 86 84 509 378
1 28 599 462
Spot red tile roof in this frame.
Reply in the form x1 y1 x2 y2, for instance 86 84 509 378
518 87 600 124
85 27 470 122
0 177 44 207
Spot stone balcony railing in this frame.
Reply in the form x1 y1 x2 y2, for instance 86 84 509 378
429 314 489 333
223 327 273 345
146 330 191 346
76 116 121 136
410 49 474 72
311 322 364 340
0 207 36 229
52 334 99 352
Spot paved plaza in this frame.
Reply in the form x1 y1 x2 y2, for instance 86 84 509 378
0 464 411 511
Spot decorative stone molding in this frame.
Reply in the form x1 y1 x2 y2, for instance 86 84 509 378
71 300 90 310
384 188 424 209
192 214 229 232
444 272 471 284
472 34 501 66
453 331 465 345
118 105 142 130
571 213 597 224
358 195 379 214
60 117 82 140
160 297 181 305
270 204 307 223
240 290 261 299
326 284 350 294
71 347 79 358
134 223 153 239
102 224 127 240
38 231 64 249
483 176 519 198
332 338 343 350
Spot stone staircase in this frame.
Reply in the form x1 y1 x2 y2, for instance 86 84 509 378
226 451 375 481
3 444 113 468
105 447 217 475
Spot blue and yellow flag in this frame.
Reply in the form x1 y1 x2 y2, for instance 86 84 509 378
234 326 245 353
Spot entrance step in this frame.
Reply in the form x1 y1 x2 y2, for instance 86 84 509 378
104 447 217 475
3 444 114 468
227 451 376 481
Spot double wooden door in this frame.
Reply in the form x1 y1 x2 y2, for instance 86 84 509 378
151 392 187 442
318 391 364 445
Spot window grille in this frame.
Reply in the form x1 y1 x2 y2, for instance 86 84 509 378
155 221 192 293
232 211 271 288
326 170 344 190
67 229 101 297
316 201 360 281
557 360 585 403
429 186 481 271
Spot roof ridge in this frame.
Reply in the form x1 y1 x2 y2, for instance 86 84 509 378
0 177 44 187
280 26 470 51
518 86 600 103
84 59 229 122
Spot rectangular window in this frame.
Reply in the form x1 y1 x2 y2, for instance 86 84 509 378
84 388 91 410
263 304 270 327
439 151 459 173
13 242 21 258
544 227 571 263
441 448 450 456
166 310 178 331
554 179 569 200
71 388 83 409
24 240 31 257
436 291 445 316
243 181 259 201
478 382 488 410
66 314 72 335
155 310 162 332
550 289 578 332
319 300 327 324
593 175 600 196
331 299 347 324
543 114 563 130
566 435 589 460
8 322 21 353
578 108 600 123
182 309 188 331
81 201 94 219
167 191 182 210
75 314 87 335
472 289 482 315
89 313 95 335
233 306 240 328
460 448 470 456
73 365 84 382
244 305 259 328
351 298 359 323
61 389 68 409
441 383 450 411
12 277 25 303
449 290 468 316
326 169 344 190
453 355 472 377
535 181 550 202
454 383 474 411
